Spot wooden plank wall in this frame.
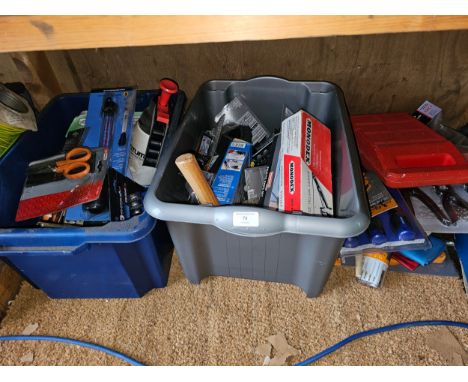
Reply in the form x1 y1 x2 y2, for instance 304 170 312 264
0 30 467 314
1 30 467 126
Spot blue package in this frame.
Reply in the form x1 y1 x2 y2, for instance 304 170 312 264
341 188 430 255
81 88 136 175
65 88 137 224
400 235 446 266
212 140 252 205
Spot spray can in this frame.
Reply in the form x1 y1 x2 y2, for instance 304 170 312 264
128 99 157 186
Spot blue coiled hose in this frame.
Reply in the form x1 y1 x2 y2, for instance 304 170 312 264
295 320 468 366
0 335 145 366
1 320 467 366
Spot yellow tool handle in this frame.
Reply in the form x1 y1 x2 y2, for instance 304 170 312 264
175 153 219 206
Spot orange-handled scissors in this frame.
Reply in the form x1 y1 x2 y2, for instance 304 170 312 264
55 147 92 180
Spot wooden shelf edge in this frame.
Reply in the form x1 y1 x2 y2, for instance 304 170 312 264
1 15 468 53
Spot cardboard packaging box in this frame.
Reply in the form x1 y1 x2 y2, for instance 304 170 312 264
212 139 252 205
279 110 333 216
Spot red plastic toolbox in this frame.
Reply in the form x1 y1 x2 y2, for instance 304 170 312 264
351 112 468 188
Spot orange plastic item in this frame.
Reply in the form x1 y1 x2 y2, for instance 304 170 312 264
55 146 92 180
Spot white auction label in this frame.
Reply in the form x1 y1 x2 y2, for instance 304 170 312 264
233 211 259 227
417 100 442 119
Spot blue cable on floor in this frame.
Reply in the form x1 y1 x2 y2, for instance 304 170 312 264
0 335 145 366
295 320 468 366
1 320 467 366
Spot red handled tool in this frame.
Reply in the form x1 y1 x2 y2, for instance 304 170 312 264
405 187 451 226
142 78 179 168
434 185 468 225
156 79 178 124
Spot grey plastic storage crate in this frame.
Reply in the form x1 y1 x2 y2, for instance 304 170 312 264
144 77 370 297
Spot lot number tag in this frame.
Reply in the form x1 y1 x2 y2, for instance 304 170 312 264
233 211 259 227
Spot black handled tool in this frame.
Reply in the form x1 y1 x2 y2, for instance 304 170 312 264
100 96 118 150
118 109 129 146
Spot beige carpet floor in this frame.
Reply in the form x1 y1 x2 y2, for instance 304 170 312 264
0 253 467 366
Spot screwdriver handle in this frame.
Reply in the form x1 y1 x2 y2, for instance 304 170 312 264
369 218 387 245
344 236 360 248
344 231 370 248
391 211 415 241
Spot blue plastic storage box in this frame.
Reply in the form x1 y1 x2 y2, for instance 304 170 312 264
0 91 174 298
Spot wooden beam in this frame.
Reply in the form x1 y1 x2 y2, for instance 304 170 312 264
1 16 468 53
10 51 63 108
